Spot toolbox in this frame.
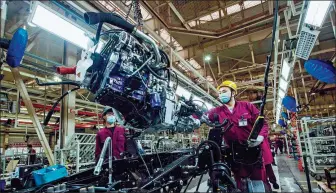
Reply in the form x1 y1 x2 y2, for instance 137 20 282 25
32 165 68 186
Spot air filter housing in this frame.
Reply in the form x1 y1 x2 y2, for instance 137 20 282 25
295 26 320 60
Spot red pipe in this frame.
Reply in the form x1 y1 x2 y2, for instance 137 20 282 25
56 66 76 75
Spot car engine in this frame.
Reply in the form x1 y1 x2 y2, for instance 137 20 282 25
72 12 203 133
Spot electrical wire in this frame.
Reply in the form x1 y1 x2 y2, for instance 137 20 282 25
259 0 279 116
43 87 80 126
129 54 153 77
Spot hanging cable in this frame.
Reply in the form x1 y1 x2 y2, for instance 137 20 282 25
43 87 80 126
248 0 279 140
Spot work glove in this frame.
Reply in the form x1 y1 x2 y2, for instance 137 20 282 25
248 135 264 147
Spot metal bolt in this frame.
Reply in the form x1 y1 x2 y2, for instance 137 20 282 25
179 180 184 186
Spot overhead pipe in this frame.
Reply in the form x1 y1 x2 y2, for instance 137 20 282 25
20 102 101 117
0 0 7 38
272 14 280 118
142 0 288 38
1 80 104 109
0 120 95 128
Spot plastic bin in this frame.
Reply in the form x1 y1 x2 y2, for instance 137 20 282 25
32 165 68 186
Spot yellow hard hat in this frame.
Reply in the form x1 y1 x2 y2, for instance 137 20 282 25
217 80 237 92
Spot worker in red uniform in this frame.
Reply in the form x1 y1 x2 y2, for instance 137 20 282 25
95 107 126 162
263 138 280 189
27 144 36 165
206 80 271 190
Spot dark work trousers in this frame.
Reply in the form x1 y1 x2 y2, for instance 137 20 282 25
265 164 277 184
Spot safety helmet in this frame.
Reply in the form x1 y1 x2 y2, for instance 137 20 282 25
102 106 113 117
217 80 237 92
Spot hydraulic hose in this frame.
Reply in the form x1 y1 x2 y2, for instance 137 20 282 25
35 78 81 87
196 140 221 160
84 12 161 69
43 87 80 126
0 38 10 49
84 12 135 33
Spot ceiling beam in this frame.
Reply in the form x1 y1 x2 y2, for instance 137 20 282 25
182 21 298 59
167 2 190 30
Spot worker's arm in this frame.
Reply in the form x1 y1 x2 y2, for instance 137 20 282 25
248 102 269 138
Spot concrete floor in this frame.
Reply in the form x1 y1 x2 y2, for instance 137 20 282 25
276 154 319 193
182 154 319 192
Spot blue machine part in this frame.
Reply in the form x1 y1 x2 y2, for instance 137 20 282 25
109 76 125 93
278 119 287 127
150 92 161 108
304 59 336 84
282 96 297 112
6 28 28 68
281 112 289 120
32 165 68 186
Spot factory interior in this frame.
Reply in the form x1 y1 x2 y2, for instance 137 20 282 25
0 0 335 192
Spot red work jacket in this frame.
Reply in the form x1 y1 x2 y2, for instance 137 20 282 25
95 126 126 162
206 101 272 164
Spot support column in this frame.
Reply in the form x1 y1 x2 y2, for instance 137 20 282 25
59 42 77 148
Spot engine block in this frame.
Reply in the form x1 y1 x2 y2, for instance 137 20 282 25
75 15 202 133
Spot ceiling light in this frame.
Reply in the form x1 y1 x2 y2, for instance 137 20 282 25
28 2 91 49
279 78 288 92
304 1 332 28
281 58 292 81
204 55 211 62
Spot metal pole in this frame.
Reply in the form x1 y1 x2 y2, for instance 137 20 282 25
303 155 312 193
14 90 20 128
76 143 80 173
217 53 222 75
273 14 281 118
109 141 113 186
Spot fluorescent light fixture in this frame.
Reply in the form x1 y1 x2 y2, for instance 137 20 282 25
204 55 211 62
281 58 292 81
304 1 332 28
28 2 91 49
278 89 285 99
279 78 288 92
176 86 191 99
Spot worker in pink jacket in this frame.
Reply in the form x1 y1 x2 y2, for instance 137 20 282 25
206 80 271 190
95 107 126 162
263 138 279 189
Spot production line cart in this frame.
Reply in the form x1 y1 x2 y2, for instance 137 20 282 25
298 117 336 181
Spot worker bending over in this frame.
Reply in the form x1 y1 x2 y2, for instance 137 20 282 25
95 107 126 162
206 80 272 190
